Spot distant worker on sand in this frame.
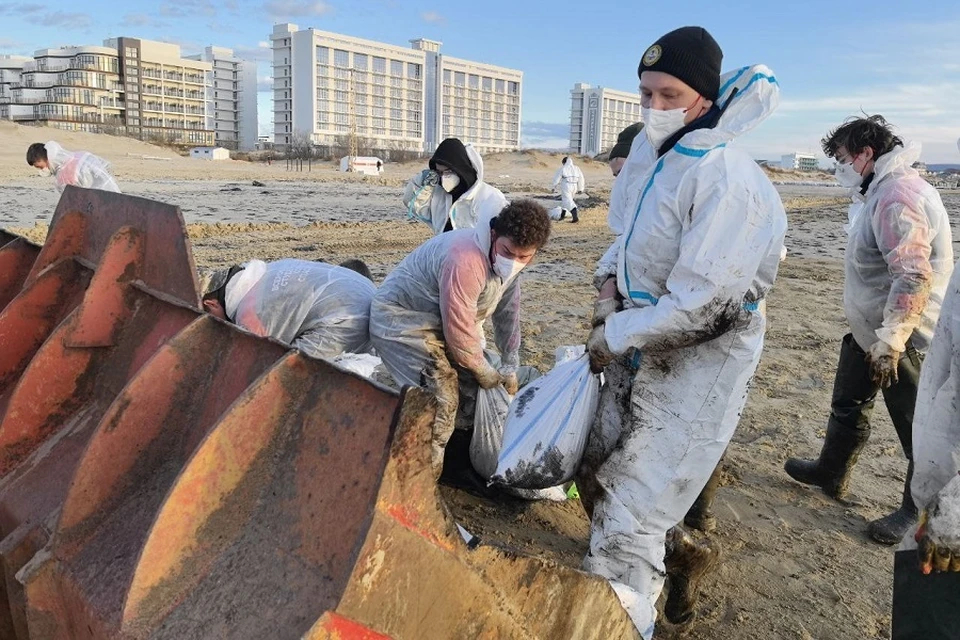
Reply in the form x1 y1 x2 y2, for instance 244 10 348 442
199 258 376 361
784 115 953 545
580 26 787 638
551 156 585 222
26 141 121 193
403 137 507 234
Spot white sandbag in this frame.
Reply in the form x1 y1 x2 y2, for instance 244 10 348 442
491 353 600 489
470 385 512 479
502 485 568 502
333 353 382 379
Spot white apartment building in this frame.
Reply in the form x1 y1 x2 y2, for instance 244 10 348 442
569 83 642 157
0 46 124 128
270 24 522 154
781 152 818 172
188 46 258 151
0 38 256 148
0 56 31 119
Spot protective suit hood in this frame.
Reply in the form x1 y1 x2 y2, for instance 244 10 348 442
868 142 922 191
43 141 73 174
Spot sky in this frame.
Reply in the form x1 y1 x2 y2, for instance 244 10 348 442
1 0 958 164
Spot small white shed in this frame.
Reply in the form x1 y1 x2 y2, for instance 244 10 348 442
191 147 230 161
339 156 383 176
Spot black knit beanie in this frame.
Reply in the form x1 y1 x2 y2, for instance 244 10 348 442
609 122 644 160
637 26 723 101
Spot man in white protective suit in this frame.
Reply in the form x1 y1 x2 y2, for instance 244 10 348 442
784 115 953 545
888 260 960 638
551 156 586 223
26 141 121 193
369 200 551 477
402 137 508 234
199 258 376 361
581 26 787 638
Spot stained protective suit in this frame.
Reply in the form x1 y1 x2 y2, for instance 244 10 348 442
44 141 121 193
904 265 960 546
224 259 376 360
403 143 507 234
369 216 521 469
843 142 953 355
552 159 585 212
582 65 787 639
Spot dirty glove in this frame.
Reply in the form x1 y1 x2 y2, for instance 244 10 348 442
474 365 503 390
587 325 615 373
916 475 960 574
500 370 519 396
421 168 439 187
866 340 901 388
591 277 621 327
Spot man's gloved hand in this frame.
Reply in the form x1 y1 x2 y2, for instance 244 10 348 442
500 370 519 396
592 276 621 327
587 325 615 373
916 475 960 574
866 340 902 388
474 365 502 390
421 168 439 186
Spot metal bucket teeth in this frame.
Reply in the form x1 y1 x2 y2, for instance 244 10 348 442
0 187 636 640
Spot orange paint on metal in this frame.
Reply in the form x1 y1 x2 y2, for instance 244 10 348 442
305 612 394 640
385 503 456 552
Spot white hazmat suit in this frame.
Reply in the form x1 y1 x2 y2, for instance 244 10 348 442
43 141 121 193
904 264 960 548
552 158 585 212
369 217 520 469
403 144 507 234
583 65 787 638
843 142 953 356
224 259 376 360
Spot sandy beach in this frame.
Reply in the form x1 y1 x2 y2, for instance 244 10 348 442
3 122 960 639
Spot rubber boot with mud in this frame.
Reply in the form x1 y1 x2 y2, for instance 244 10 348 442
868 461 918 545
783 419 869 502
570 207 579 223
684 464 722 533
664 526 720 625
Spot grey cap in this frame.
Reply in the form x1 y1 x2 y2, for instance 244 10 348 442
198 266 232 297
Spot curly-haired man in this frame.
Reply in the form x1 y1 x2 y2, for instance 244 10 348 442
370 199 551 475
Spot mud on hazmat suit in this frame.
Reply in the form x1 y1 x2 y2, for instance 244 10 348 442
214 259 376 360
43 141 121 193
369 212 521 471
582 64 786 638
552 157 585 218
403 139 507 234
889 264 960 638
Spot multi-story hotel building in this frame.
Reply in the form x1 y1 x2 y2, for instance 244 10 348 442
271 23 522 155
568 83 643 157
1 38 258 149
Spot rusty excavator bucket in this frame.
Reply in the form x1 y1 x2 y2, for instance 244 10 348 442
0 186 637 639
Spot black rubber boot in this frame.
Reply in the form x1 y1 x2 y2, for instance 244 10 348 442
784 418 869 501
684 464 722 533
664 526 720 625
868 462 918 545
559 209 567 220
570 207 579 223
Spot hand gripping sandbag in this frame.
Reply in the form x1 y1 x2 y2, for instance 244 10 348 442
491 353 600 489
470 385 512 479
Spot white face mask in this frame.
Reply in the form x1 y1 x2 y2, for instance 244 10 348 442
834 161 863 188
640 106 688 150
440 172 461 193
493 253 525 282
37 167 51 177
